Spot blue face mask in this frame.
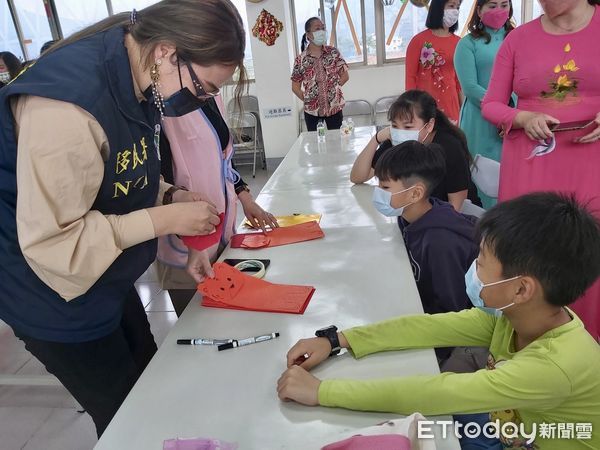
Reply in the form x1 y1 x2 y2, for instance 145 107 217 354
372 186 415 217
464 260 520 316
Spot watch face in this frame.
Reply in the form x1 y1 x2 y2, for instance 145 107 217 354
316 325 337 337
317 325 334 333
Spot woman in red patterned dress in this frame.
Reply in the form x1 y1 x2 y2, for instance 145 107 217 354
405 0 463 124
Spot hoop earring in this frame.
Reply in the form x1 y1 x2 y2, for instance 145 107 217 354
150 59 165 118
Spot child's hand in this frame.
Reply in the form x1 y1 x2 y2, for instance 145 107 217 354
377 126 391 144
276 365 321 406
286 337 331 370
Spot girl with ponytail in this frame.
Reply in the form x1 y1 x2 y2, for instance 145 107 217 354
351 89 481 211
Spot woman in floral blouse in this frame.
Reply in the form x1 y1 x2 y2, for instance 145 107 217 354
291 17 349 131
405 0 462 124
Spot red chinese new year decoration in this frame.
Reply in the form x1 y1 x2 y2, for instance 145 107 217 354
252 9 284 47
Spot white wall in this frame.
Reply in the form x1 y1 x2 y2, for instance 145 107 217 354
238 0 300 159
224 2 408 159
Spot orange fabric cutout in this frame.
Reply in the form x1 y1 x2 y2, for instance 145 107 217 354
182 213 225 251
230 220 324 249
198 263 314 314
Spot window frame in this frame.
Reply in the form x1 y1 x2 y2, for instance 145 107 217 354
5 0 28 60
290 0 369 68
5 0 256 79
326 0 369 67
292 0 538 68
8 0 539 69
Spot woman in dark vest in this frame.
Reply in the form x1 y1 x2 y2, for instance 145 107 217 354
0 0 246 437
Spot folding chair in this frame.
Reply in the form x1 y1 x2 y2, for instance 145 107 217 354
229 112 259 177
228 95 266 170
374 95 397 126
342 99 374 126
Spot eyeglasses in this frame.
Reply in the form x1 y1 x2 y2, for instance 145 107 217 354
177 57 220 99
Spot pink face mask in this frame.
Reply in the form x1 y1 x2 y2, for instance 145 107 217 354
481 8 510 30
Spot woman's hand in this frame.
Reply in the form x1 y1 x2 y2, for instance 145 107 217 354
514 111 559 141
238 191 278 232
286 337 333 370
172 189 206 203
148 201 220 237
339 67 350 86
277 365 321 406
186 248 214 283
576 113 600 144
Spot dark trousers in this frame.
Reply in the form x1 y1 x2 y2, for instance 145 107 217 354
15 288 157 438
304 110 343 131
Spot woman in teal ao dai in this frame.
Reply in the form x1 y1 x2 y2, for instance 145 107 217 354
454 0 515 208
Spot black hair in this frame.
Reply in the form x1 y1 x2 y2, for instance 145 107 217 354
301 17 321 52
468 0 514 44
40 39 60 54
476 192 600 307
0 51 23 80
426 0 461 33
374 140 446 196
388 89 473 166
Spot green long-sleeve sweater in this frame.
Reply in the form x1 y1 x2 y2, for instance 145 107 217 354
318 308 600 449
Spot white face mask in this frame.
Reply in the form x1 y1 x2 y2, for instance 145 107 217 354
0 72 10 83
390 123 430 146
311 30 327 47
443 9 460 28
390 129 419 146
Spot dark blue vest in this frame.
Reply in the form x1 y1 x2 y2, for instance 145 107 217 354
0 27 160 342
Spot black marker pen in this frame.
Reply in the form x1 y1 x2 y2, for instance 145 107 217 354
218 332 279 351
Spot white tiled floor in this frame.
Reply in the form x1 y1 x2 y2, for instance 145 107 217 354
0 164 275 450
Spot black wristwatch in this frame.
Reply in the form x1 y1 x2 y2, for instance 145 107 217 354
315 325 341 356
163 185 188 205
235 184 250 196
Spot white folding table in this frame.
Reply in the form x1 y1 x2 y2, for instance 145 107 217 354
95 127 460 450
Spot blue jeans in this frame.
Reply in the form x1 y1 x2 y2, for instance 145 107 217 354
454 413 503 450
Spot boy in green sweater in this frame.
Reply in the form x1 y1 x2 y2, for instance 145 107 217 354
277 192 600 449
